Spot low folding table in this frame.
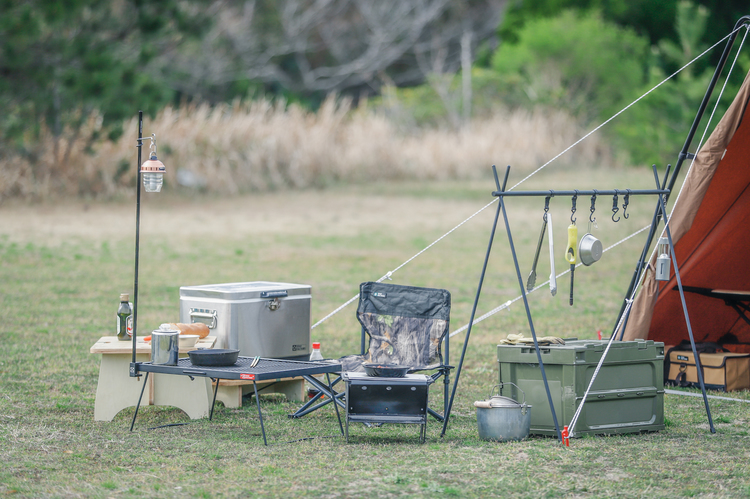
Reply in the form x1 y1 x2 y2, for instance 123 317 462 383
130 357 343 445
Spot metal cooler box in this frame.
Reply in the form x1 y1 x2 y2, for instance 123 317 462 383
497 339 665 437
180 282 311 360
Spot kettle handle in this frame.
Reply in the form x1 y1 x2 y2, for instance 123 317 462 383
490 382 526 405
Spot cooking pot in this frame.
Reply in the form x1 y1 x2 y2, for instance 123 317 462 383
474 383 531 442
151 330 179 366
188 349 240 367
362 363 410 378
578 233 603 266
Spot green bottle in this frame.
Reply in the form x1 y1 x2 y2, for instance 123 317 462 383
117 293 133 341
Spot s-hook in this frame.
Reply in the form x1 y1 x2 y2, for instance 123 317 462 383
570 190 578 224
589 190 598 224
623 189 631 219
544 195 551 221
612 190 620 222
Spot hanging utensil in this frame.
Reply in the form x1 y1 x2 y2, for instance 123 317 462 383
547 213 556 296
565 223 578 306
526 213 548 291
578 233 603 266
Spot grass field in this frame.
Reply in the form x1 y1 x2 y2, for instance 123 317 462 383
2 167 749 498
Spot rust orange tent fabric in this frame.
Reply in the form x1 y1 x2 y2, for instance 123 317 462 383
621 68 750 349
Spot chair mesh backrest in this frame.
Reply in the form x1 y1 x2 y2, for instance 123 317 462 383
356 281 451 370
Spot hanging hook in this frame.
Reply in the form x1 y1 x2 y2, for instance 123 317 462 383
570 190 578 224
589 190 598 224
623 189 631 219
543 195 551 222
612 190 620 222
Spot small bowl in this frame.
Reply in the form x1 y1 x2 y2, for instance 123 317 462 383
179 335 200 349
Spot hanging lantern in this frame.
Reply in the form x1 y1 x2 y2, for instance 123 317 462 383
655 237 671 281
140 136 166 192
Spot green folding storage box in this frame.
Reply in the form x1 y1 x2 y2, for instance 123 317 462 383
497 339 665 437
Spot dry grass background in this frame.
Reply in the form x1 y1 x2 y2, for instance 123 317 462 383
0 96 617 200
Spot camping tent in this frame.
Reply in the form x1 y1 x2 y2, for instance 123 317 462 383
621 68 750 351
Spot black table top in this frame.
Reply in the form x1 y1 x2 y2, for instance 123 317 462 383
133 356 342 381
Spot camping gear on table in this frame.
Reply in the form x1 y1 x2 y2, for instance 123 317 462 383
151 329 180 366
187 348 240 367
179 281 312 360
498 333 565 346
497 339 665 437
343 372 432 443
474 383 531 442
666 343 750 392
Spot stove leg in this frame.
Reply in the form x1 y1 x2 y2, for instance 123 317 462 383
326 372 344 437
129 372 149 432
253 381 267 446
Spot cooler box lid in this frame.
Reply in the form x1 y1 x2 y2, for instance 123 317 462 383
497 339 664 365
179 281 311 300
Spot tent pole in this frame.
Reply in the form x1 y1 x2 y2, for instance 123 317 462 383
612 17 750 337
651 166 715 432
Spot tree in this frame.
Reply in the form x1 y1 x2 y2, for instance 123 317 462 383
165 0 506 103
0 0 208 154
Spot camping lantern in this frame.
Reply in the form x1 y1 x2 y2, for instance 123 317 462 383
130 116 166 369
655 237 671 281
140 134 166 193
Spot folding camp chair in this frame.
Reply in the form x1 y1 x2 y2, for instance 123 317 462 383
291 281 453 421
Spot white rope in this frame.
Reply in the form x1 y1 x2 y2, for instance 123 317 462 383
311 27 740 330
449 224 651 337
568 28 749 437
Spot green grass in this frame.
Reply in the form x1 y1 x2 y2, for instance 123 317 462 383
2 172 749 498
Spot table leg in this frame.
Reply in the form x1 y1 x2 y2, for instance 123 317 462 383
253 381 267 446
129 372 149 432
209 378 220 420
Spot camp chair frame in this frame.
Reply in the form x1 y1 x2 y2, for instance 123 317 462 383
291 281 453 422
348 281 453 422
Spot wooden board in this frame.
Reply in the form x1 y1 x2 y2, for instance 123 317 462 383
90 336 216 355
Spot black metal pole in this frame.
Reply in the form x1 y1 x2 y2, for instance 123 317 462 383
129 371 149 431
253 381 268 446
132 111 143 367
651 166 715 433
612 16 750 336
614 165 672 339
496 166 562 441
492 189 668 197
440 166 505 438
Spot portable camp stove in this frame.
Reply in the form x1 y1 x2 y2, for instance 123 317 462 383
343 372 432 443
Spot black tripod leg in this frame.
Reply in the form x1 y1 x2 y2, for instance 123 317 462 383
129 372 149 432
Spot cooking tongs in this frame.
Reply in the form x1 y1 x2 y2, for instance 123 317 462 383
526 212 547 291
527 198 556 296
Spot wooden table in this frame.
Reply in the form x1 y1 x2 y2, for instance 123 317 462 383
91 336 305 421
90 336 217 421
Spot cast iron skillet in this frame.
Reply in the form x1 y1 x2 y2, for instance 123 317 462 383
188 349 240 367
362 363 410 378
